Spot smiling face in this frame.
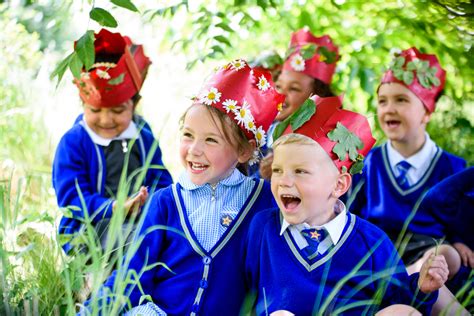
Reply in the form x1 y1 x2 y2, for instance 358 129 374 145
179 104 249 186
275 70 315 121
271 140 345 226
377 83 431 152
83 99 135 139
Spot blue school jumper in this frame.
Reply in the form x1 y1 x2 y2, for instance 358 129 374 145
245 208 437 315
348 143 466 239
99 178 275 315
52 119 172 253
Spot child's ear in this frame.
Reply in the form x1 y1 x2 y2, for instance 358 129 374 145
238 139 256 163
422 110 432 125
332 172 352 198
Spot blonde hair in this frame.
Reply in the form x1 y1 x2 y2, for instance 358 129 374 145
179 103 253 174
272 133 317 149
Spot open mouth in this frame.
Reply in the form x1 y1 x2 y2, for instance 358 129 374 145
385 120 401 128
280 194 301 210
189 162 209 171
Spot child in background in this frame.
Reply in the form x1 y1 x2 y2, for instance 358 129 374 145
84 59 284 315
245 95 448 315
347 48 467 289
259 27 339 179
52 29 173 254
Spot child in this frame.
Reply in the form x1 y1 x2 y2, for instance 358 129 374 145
52 29 173 254
245 95 448 315
259 27 339 179
83 59 284 314
347 47 467 284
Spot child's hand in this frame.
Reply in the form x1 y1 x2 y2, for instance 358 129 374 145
259 152 274 180
114 186 149 216
418 254 449 293
270 311 295 316
453 242 474 268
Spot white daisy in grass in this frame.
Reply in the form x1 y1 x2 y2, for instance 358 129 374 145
96 69 111 80
222 99 238 113
290 54 305 71
255 126 267 147
234 101 253 127
200 87 221 105
230 59 246 71
257 75 270 91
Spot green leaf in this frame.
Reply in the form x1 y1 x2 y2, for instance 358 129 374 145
211 45 225 55
429 66 438 76
108 73 125 85
215 22 233 33
111 0 138 12
394 56 405 68
289 98 316 131
300 43 317 60
417 73 430 88
50 52 74 85
432 76 440 87
403 71 414 85
327 122 364 161
318 46 337 64
393 68 404 80
214 35 231 46
406 61 417 71
69 53 83 79
272 119 290 142
90 7 118 28
349 160 364 174
341 166 348 174
419 60 429 71
75 30 95 70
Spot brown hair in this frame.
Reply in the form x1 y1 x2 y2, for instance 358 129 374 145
312 78 334 97
180 103 253 175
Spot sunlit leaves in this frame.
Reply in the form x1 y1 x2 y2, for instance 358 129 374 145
90 7 118 28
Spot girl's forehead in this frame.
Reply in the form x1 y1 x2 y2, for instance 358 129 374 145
184 105 226 133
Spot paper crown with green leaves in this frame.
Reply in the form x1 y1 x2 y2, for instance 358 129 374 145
74 29 151 108
282 28 340 84
273 95 376 174
381 47 446 113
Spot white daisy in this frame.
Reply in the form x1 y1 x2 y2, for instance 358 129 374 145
234 101 253 127
257 75 270 91
230 59 246 71
222 99 238 113
254 126 267 147
290 54 305 71
200 87 222 105
80 72 90 80
96 69 111 80
245 119 257 133
248 149 261 165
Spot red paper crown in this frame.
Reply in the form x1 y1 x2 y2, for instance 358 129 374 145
282 28 339 84
381 47 446 113
198 59 285 153
74 29 151 108
250 50 284 80
280 95 375 174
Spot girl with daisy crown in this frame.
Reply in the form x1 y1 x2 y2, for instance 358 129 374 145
83 59 284 315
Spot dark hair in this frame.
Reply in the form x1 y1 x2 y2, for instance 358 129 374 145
313 78 334 97
180 104 253 175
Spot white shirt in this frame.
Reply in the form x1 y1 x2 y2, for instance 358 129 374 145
387 133 438 185
81 120 139 146
280 199 347 254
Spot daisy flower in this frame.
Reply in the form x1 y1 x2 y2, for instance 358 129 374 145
222 99 238 113
80 72 91 80
234 101 253 127
255 126 267 147
257 75 270 91
200 87 222 105
230 59 246 71
245 119 256 133
96 69 111 80
248 149 261 165
290 54 305 71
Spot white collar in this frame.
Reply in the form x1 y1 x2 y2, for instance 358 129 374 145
280 199 347 247
81 119 138 146
387 132 436 171
178 168 246 191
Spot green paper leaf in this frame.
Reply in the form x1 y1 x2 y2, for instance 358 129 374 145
406 61 417 71
327 122 364 161
108 73 125 85
300 43 317 60
419 60 430 71
111 0 138 12
349 160 364 174
289 98 316 131
393 68 404 80
432 76 440 87
272 119 290 142
341 166 348 173
318 46 338 64
403 71 414 85
69 53 83 79
90 7 118 27
417 73 430 88
394 56 405 68
75 30 95 70
284 46 296 60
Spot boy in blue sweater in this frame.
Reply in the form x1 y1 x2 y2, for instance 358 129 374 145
52 29 172 254
347 48 469 291
245 95 449 315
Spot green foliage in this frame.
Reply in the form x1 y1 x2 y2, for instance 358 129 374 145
273 98 316 140
327 122 364 161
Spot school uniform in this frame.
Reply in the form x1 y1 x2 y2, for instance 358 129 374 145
348 137 466 262
245 201 437 315
52 116 172 253
90 169 276 315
